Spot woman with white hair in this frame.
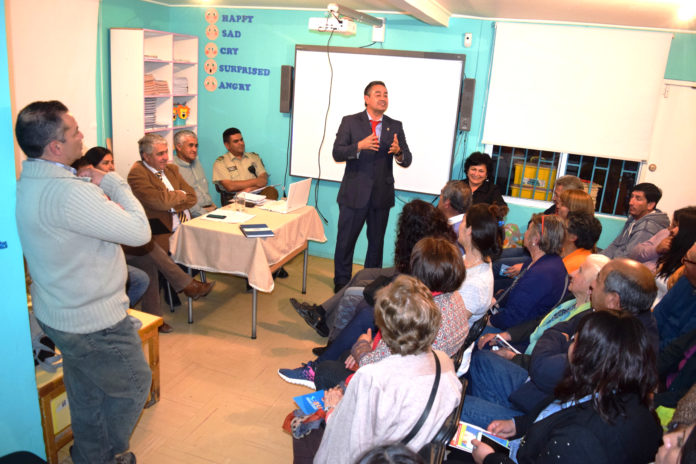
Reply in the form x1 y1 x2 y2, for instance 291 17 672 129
478 253 610 356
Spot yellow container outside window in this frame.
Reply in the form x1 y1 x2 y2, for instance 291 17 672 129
510 162 557 201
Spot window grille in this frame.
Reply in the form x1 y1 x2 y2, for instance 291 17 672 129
488 145 641 216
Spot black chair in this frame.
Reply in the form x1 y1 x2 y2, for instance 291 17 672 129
215 183 235 206
418 377 468 464
215 183 280 206
452 313 490 372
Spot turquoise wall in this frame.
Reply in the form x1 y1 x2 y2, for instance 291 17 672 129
666 32 696 81
0 0 46 457
97 0 695 265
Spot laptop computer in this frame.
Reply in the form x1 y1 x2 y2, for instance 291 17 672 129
261 178 312 214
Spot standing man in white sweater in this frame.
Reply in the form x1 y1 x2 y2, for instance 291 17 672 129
15 101 152 464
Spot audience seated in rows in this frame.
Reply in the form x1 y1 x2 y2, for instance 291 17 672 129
309 237 469 391
478 253 609 358
293 275 462 464
488 213 568 330
602 182 669 259
461 258 659 428
291 198 456 339
493 175 585 290
279 234 467 390
470 310 662 464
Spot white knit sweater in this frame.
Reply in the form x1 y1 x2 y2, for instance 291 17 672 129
16 160 150 333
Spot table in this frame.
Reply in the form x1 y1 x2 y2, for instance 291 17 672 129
170 205 327 338
36 309 163 464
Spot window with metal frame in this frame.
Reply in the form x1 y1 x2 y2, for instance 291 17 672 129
487 145 641 216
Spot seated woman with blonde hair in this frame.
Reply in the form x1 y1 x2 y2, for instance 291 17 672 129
557 188 595 218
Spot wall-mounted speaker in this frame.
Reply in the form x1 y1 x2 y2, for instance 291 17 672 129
459 78 475 131
280 65 294 113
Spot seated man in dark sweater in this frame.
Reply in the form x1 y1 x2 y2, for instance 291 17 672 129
461 258 659 429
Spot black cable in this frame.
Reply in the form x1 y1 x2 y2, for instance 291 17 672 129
456 130 468 179
312 29 335 225
282 103 293 198
360 41 376 48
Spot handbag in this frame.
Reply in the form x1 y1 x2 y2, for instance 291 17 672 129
401 351 441 445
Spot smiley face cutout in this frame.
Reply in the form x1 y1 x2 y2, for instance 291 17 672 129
204 42 218 59
203 76 218 92
204 59 218 75
205 24 219 41
205 8 219 24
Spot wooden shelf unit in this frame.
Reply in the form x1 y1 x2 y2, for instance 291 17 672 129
110 28 198 179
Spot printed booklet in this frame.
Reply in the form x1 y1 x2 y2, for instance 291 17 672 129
293 390 325 415
450 421 510 456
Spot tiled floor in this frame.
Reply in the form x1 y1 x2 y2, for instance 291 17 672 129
58 254 361 464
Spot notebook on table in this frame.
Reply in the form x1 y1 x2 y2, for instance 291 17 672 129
261 178 312 214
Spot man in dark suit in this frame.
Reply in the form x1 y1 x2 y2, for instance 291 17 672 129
332 81 412 293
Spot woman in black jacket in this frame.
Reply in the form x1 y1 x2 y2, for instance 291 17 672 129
463 152 507 208
472 310 662 464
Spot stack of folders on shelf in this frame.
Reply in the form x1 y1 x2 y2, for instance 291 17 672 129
144 74 170 96
173 77 189 95
144 98 167 131
239 224 274 238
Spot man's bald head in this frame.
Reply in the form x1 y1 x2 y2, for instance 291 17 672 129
590 258 656 314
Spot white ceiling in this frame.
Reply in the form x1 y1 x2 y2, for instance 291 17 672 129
152 0 696 31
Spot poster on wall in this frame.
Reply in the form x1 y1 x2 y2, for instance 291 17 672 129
202 7 268 93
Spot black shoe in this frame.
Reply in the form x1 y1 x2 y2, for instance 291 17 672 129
274 267 289 279
290 298 329 337
290 298 322 324
312 345 328 356
314 319 330 338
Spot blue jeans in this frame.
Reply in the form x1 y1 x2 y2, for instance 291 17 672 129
460 350 528 428
126 265 149 307
40 316 152 464
316 301 376 363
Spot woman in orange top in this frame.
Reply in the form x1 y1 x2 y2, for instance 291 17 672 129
562 212 603 274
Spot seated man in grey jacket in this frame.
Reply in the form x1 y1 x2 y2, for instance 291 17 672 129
601 182 669 258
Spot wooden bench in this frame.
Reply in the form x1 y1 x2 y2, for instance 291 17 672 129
35 310 163 464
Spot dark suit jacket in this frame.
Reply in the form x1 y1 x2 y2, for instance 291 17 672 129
127 161 197 252
332 111 412 209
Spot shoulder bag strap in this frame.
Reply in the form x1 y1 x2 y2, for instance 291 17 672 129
549 273 570 310
401 351 441 445
489 264 530 315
